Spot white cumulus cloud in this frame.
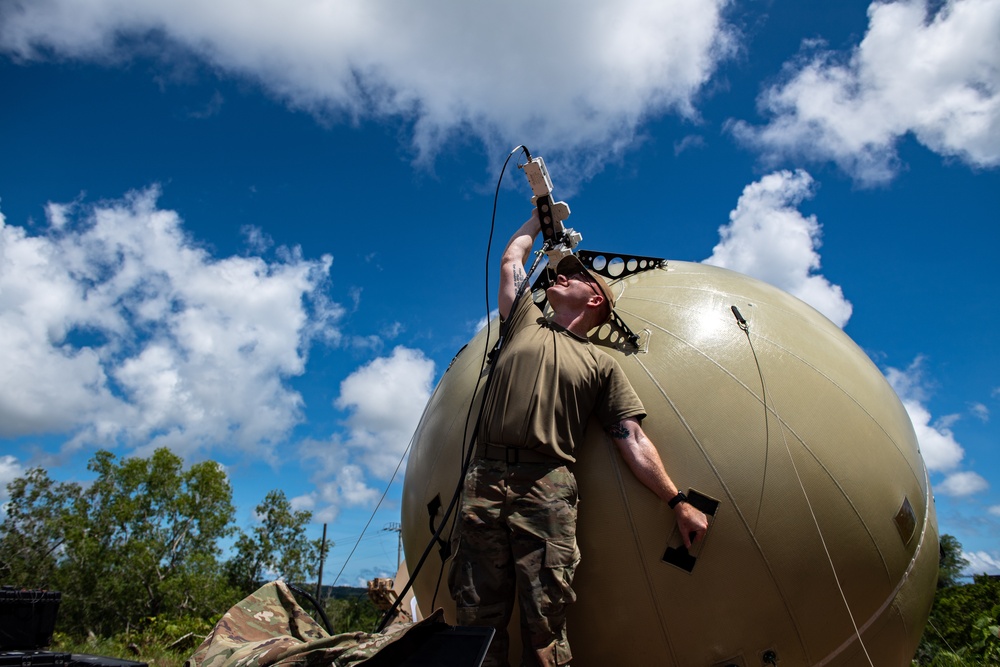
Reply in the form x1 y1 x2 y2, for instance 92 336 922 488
0 0 737 178
884 357 990 499
970 402 989 422
963 550 1000 575
335 346 436 478
730 0 1000 184
935 471 989 496
0 188 339 461
298 346 436 520
294 441 377 523
885 357 966 472
703 170 853 327
0 455 25 503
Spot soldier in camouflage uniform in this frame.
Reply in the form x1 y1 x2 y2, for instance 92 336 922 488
449 213 709 667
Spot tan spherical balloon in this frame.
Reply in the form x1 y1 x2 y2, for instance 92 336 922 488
401 259 937 667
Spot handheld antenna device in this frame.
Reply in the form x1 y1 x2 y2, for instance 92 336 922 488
518 150 664 353
519 153 581 267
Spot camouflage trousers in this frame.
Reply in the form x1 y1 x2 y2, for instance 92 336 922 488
449 457 580 667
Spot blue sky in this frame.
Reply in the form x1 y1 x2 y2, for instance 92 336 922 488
1 0 998 586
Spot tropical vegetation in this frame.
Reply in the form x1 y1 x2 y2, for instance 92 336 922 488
1 449 997 665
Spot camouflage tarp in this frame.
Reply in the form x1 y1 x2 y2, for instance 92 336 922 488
186 581 447 667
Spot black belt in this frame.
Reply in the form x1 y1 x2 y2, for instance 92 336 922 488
476 444 559 464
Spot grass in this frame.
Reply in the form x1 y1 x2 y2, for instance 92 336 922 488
50 623 208 667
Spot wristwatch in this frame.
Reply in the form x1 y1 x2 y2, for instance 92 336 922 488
668 491 688 509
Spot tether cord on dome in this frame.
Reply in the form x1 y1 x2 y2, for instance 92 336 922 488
731 305 876 667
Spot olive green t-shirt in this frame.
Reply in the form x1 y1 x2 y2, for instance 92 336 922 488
479 292 646 463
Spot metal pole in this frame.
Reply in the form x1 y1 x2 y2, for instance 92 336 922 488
315 523 327 601
383 522 402 566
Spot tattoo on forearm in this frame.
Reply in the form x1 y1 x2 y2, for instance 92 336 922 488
607 422 629 439
513 267 526 293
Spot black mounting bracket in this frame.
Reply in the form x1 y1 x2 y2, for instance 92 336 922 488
530 249 667 354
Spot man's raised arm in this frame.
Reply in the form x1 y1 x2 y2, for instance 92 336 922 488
498 212 542 320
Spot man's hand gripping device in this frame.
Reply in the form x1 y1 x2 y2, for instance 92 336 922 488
519 155 581 266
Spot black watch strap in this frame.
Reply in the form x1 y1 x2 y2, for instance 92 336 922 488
668 491 688 509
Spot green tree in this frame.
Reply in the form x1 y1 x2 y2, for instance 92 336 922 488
226 490 321 594
0 448 237 636
939 534 970 589
918 575 1000 664
0 467 81 588
915 534 1000 665
325 594 381 634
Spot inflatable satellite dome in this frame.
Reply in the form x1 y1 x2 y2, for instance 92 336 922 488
401 254 938 667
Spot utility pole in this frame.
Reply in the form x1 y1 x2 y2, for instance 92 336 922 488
315 523 328 601
383 522 402 567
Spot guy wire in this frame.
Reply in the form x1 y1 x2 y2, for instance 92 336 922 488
330 429 414 588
